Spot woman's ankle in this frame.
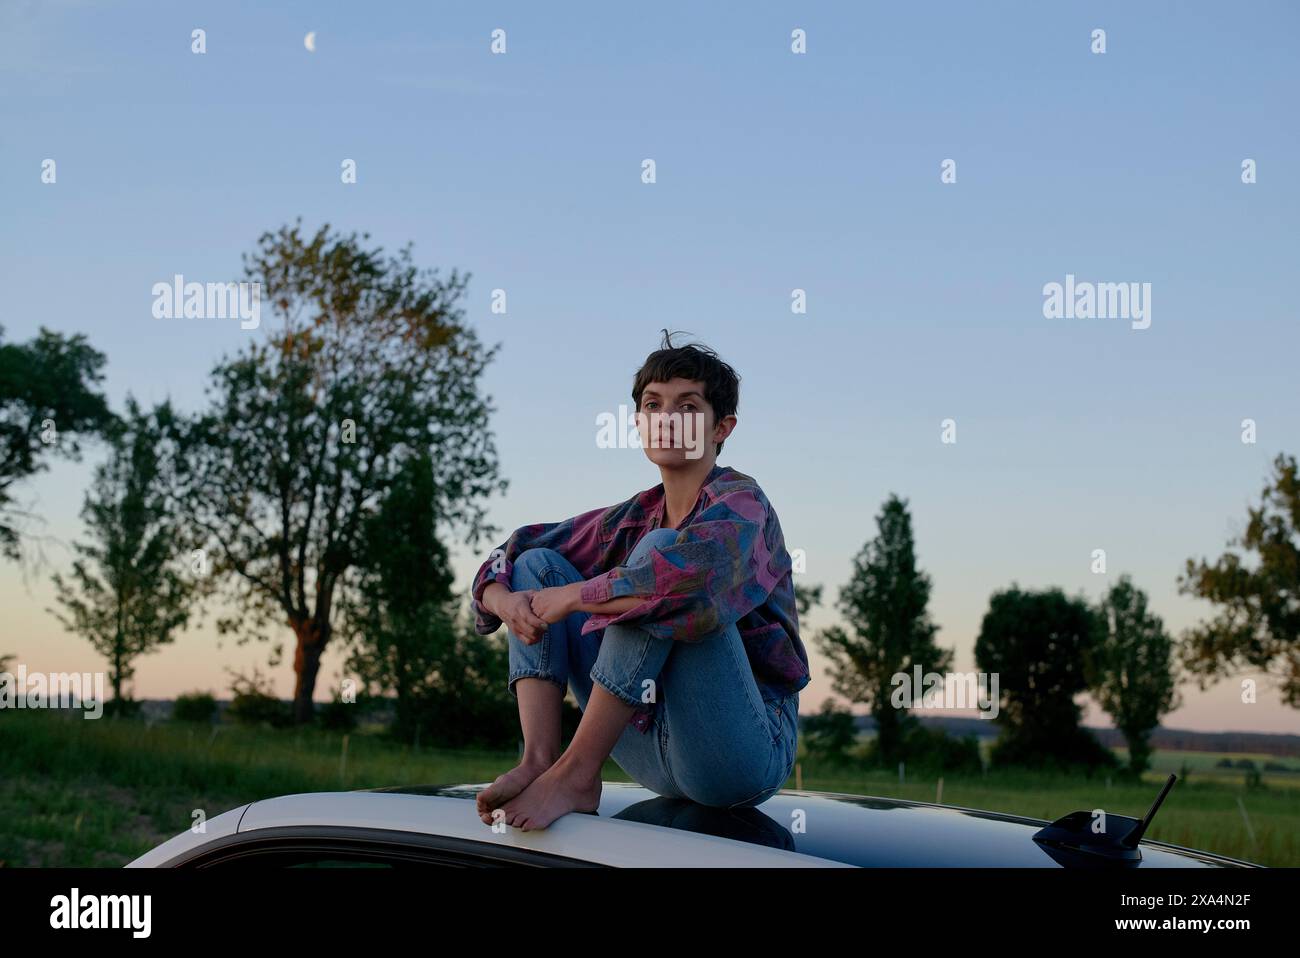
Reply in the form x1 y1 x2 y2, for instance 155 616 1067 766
520 749 560 769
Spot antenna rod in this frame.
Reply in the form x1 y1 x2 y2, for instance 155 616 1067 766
1123 773 1177 849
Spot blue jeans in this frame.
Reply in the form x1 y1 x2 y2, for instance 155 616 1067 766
506 527 799 809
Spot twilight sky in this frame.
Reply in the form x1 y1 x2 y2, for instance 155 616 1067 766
2 0 1297 733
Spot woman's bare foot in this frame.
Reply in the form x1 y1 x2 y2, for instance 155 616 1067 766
498 757 603 831
477 758 555 825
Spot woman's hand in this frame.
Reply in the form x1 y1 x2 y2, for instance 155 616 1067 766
529 582 581 624
495 588 549 644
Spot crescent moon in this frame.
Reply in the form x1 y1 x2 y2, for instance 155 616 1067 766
304 31 316 53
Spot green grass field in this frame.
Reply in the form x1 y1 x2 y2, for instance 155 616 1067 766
2 710 1295 866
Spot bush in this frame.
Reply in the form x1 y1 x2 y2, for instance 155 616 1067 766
898 724 984 775
392 684 529 750
316 696 359 732
225 668 291 728
227 690 291 728
172 691 217 724
799 701 862 766
989 725 1119 775
102 698 142 720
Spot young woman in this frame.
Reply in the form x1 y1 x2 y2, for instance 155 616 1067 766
469 331 810 830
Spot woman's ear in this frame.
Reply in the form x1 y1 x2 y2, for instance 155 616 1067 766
714 414 737 444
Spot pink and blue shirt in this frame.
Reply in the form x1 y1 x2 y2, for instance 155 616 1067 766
470 464 811 732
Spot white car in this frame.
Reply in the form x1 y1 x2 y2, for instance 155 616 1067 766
126 775 1257 868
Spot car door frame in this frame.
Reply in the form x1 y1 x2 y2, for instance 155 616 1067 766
156 825 607 868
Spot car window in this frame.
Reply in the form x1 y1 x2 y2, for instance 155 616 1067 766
172 828 602 869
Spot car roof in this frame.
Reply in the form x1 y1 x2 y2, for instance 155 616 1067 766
424 781 1251 867
127 782 1257 868
127 787 850 868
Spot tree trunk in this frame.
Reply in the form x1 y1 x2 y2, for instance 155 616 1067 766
1125 728 1151 776
111 642 123 719
874 694 901 766
291 618 329 724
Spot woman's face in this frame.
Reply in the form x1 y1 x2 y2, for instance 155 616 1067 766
636 377 715 466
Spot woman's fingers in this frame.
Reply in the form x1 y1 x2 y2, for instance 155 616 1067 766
511 613 544 643
524 601 550 628
520 595 545 624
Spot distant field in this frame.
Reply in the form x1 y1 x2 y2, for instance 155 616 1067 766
1109 747 1300 789
2 710 1296 867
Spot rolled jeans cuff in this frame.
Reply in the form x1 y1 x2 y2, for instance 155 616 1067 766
588 665 648 710
508 668 565 698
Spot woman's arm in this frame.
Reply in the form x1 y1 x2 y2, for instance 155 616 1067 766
481 581 509 617
482 580 550 642
528 581 642 623
576 482 786 642
469 504 610 634
528 482 781 630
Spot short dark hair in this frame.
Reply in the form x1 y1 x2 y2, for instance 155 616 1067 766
631 329 740 456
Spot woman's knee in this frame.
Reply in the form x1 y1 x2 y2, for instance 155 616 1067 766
510 547 567 587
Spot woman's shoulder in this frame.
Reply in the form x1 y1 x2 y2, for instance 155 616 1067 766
706 464 771 505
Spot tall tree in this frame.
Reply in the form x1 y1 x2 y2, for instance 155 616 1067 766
974 586 1115 771
48 398 201 712
1089 575 1181 775
0 325 115 561
173 222 505 724
1179 452 1300 708
815 494 952 767
343 452 518 748
343 451 457 740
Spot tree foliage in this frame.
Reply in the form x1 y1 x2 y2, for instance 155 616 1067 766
815 494 953 767
344 451 456 739
1089 574 1181 775
1179 452 1300 708
0 325 115 561
172 221 506 723
974 585 1116 771
48 397 201 709
798 699 860 766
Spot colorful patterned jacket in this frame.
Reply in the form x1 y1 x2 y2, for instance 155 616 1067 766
469 463 811 732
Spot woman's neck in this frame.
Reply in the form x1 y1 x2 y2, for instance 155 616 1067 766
659 458 717 527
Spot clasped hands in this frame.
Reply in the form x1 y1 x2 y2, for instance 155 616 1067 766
494 582 583 645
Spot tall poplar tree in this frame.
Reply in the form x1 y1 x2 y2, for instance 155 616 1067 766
49 398 200 712
815 494 952 766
